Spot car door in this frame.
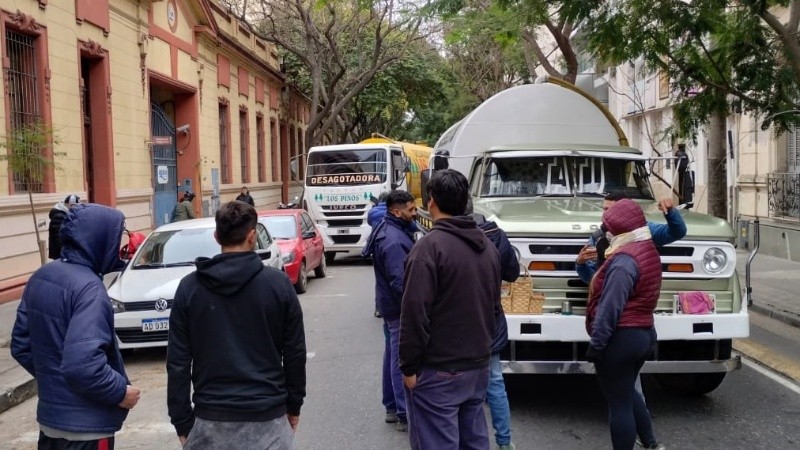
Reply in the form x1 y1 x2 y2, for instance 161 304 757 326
301 212 323 266
256 223 281 270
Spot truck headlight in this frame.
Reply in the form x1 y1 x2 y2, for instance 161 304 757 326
282 252 296 264
702 247 727 274
109 297 126 314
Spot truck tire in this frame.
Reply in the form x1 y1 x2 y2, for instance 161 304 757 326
654 372 727 396
325 251 336 265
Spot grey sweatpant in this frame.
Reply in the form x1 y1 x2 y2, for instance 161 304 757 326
184 416 294 450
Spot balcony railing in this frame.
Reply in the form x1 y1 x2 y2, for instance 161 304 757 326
768 173 800 220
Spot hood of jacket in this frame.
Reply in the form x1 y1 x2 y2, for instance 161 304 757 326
433 216 486 252
602 199 646 236
50 202 69 216
195 251 264 296
363 213 415 257
60 204 126 275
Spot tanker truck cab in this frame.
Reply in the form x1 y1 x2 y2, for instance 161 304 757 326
419 78 748 396
305 143 409 262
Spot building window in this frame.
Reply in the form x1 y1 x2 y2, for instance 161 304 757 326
219 103 231 184
270 119 279 181
239 110 250 183
5 29 43 193
256 115 266 183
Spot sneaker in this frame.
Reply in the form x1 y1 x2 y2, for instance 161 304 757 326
396 421 408 432
385 412 399 424
498 444 516 450
636 439 665 450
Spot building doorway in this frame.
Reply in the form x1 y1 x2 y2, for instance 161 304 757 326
150 102 178 227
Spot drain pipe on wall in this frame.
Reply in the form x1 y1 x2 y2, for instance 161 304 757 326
745 219 760 307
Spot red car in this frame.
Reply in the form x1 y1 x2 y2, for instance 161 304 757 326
258 209 326 293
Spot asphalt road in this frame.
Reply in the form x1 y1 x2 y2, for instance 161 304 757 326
0 257 799 449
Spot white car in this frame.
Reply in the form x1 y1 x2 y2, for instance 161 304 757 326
106 218 283 349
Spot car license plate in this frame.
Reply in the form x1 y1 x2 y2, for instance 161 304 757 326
142 318 169 332
337 228 350 235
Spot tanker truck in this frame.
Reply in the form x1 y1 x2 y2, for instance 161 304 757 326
304 135 431 263
416 77 747 395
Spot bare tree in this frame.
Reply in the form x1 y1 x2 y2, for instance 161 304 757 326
224 0 424 146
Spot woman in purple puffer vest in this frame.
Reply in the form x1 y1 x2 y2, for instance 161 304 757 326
585 199 664 450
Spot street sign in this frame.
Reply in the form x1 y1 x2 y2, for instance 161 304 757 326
152 136 173 145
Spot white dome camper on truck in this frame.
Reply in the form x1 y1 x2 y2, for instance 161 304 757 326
416 77 747 396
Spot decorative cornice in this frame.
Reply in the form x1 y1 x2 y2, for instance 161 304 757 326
239 104 248 113
79 39 105 58
8 10 42 34
218 96 229 106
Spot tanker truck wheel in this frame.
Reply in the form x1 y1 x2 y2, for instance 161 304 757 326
654 372 727 396
325 251 336 265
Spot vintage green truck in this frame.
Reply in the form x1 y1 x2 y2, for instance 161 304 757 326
416 77 747 395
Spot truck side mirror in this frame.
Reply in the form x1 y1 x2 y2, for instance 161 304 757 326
289 159 299 181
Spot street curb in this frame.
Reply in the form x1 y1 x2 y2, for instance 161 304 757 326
750 303 800 329
733 338 800 385
0 377 36 415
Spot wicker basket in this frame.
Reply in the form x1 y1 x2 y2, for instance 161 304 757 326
501 266 545 314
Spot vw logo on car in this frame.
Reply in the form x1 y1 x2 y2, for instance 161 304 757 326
154 298 169 312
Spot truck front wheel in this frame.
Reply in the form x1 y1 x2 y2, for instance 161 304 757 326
654 372 727 396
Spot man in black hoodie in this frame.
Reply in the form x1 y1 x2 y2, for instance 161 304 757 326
167 201 306 449
400 169 502 450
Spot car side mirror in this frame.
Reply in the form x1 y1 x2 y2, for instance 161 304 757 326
256 249 272 261
303 230 317 239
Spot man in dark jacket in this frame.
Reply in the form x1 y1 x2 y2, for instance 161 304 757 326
167 201 306 449
235 186 255 206
47 194 80 259
400 169 502 450
364 190 417 432
12 203 140 449
467 201 519 450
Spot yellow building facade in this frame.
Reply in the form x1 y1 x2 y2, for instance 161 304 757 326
0 0 309 300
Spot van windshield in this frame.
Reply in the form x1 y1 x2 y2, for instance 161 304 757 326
480 156 654 199
306 148 387 186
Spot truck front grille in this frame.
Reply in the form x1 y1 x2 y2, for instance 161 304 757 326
327 219 363 227
331 235 361 244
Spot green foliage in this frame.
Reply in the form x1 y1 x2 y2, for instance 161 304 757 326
587 0 800 137
0 121 61 191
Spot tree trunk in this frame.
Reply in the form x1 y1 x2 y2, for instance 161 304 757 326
28 189 46 266
707 114 728 219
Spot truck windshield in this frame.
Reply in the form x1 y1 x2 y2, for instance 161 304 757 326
480 156 654 199
306 149 387 186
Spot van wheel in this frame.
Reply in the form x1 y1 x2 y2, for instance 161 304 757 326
314 253 327 278
325 251 336 265
294 262 308 294
654 373 727 396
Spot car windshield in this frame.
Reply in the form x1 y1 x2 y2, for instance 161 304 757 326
305 148 387 186
260 216 297 240
480 156 654 199
131 228 220 268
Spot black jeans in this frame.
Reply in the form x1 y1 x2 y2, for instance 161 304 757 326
595 327 657 450
38 432 114 450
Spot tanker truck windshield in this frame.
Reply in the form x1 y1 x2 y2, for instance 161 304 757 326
306 148 387 186
480 156 654 200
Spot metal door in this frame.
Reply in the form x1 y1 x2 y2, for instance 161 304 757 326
151 103 177 227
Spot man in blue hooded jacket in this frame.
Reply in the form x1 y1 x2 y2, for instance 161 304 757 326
12 203 140 449
364 190 417 432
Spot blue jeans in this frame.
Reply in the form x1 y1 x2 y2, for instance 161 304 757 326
385 318 407 421
405 366 490 450
382 322 396 413
487 354 512 446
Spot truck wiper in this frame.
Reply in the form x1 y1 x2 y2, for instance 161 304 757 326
132 263 165 269
163 261 196 267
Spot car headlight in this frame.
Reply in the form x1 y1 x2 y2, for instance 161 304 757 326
282 252 296 264
109 297 126 314
702 247 727 274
